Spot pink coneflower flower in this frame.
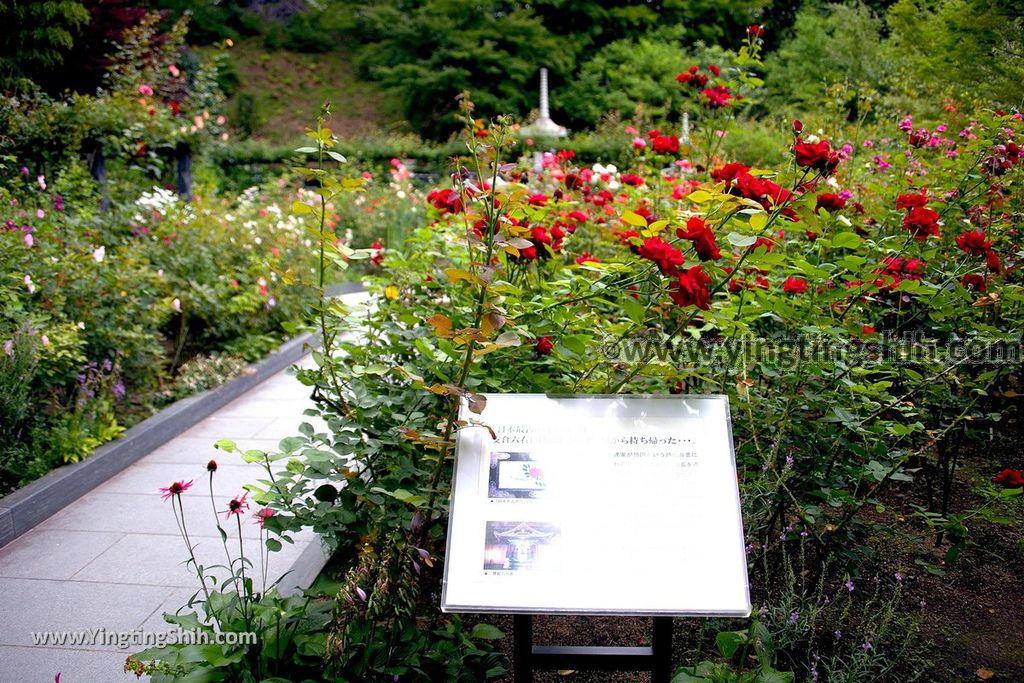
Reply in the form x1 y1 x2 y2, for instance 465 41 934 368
225 492 249 519
252 507 275 527
159 480 193 501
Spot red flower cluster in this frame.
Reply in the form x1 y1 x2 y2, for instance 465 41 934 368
534 336 554 356
815 193 847 213
676 217 721 261
638 236 685 275
960 273 986 291
793 138 840 175
701 84 734 109
782 276 808 294
895 191 929 210
955 230 991 256
873 255 926 290
650 133 680 155
712 162 800 221
426 188 463 214
902 206 940 240
675 65 709 88
669 265 713 309
992 468 1024 488
620 173 646 187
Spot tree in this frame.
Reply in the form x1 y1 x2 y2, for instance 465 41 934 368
0 0 89 92
887 0 1024 106
354 0 571 140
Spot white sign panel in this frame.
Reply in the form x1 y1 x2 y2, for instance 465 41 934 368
441 394 751 616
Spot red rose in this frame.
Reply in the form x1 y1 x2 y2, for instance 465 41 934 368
960 273 986 291
708 64 720 77
896 191 929 210
676 216 721 261
534 336 553 356
638 236 685 276
527 193 549 206
901 206 940 240
700 85 733 109
568 210 588 223
862 325 877 335
815 193 847 213
985 250 1002 273
620 173 645 187
575 252 599 265
955 230 992 256
792 119 804 133
651 135 680 155
669 265 712 309
782 276 808 294
794 138 840 174
369 241 384 266
426 188 463 214
675 72 692 84
711 162 750 184
747 24 764 38
992 468 1024 488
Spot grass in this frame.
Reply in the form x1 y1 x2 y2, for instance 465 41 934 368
225 38 403 143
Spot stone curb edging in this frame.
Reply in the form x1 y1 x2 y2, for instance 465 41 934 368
0 280 366 550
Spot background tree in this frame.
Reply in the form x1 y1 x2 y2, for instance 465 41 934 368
0 0 89 92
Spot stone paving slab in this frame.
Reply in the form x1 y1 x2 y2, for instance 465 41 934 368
0 351 324 681
0 290 370 682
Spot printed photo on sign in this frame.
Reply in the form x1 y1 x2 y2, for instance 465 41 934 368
488 452 546 499
482 521 559 571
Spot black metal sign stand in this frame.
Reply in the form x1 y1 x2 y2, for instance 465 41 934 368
513 614 673 682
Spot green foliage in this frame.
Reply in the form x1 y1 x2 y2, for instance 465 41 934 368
763 3 891 113
0 0 89 91
353 0 571 139
560 26 694 127
887 0 1024 106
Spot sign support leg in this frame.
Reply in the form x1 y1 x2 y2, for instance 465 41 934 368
652 616 673 683
512 614 674 681
513 614 533 683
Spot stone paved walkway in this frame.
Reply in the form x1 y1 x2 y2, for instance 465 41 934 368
0 343 338 682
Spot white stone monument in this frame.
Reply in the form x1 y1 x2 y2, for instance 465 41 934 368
521 68 568 138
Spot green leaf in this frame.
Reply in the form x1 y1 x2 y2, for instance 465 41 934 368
715 629 747 659
620 210 648 227
469 623 505 640
326 150 347 163
727 232 757 248
831 232 863 249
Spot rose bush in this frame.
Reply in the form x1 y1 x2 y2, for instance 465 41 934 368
183 81 1024 679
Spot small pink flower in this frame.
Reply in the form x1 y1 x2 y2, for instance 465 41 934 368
169 64 180 78
37 175 46 191
40 334 49 347
252 507 275 527
138 84 153 96
632 137 646 149
36 209 44 219
159 480 193 501
24 233 33 247
225 492 249 519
